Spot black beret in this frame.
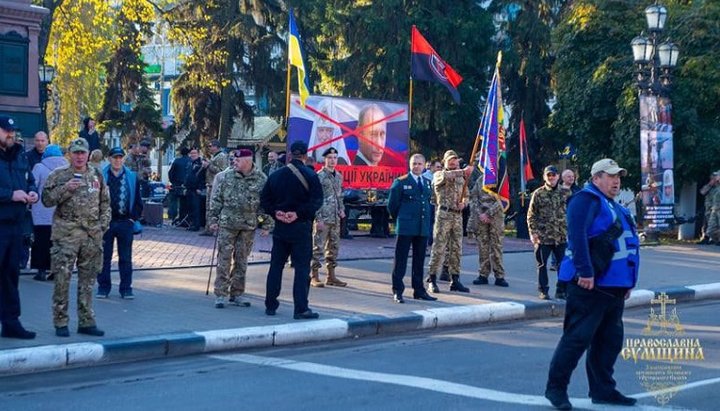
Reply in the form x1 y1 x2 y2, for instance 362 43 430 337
322 147 338 157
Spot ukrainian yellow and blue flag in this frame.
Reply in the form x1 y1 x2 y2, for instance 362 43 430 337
288 9 310 107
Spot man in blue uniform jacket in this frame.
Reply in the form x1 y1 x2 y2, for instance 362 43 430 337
387 153 437 303
545 158 640 410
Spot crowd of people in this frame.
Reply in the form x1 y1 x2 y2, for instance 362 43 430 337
0 112 659 408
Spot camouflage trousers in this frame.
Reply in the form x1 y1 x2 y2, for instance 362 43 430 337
428 210 463 276
204 185 214 232
51 235 102 328
214 228 255 297
311 221 340 270
476 213 506 278
708 209 720 241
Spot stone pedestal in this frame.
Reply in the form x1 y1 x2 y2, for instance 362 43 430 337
0 0 48 138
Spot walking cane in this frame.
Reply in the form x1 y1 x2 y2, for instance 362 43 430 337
205 231 218 295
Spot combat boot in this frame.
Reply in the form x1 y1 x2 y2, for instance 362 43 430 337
439 265 451 282
325 267 347 287
426 275 440 294
310 268 325 288
449 275 470 293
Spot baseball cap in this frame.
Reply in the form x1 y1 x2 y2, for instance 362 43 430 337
544 165 559 175
290 140 308 155
210 139 222 148
108 147 125 157
590 158 627 176
69 138 90 153
443 150 459 163
0 116 18 132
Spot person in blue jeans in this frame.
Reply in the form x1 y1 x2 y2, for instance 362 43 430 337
97 147 143 299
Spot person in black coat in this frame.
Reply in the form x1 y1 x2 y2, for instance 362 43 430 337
387 154 437 303
79 117 101 153
184 147 207 231
168 147 191 224
0 116 38 339
261 141 323 319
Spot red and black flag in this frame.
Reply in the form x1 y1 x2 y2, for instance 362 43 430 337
410 25 463 103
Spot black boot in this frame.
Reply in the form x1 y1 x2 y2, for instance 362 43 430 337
439 265 451 282
450 275 470 293
426 275 439 293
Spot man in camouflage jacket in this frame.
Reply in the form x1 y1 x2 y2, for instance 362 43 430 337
467 172 509 287
43 138 110 337
311 147 347 287
426 150 473 294
203 140 228 235
527 165 571 300
209 149 272 308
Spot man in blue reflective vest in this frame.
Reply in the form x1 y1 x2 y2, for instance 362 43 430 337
545 158 640 410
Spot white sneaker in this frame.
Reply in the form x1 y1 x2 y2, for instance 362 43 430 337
214 296 225 308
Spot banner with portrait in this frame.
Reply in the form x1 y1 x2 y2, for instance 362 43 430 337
639 95 674 231
287 94 409 190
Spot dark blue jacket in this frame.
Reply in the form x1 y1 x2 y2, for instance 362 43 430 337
184 158 206 191
26 147 43 171
168 155 190 188
102 165 144 221
0 143 37 224
261 159 322 239
387 173 431 237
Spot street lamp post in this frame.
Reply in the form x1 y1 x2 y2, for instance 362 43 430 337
38 63 56 134
631 1 679 241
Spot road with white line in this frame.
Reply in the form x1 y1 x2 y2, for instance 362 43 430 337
2 301 718 410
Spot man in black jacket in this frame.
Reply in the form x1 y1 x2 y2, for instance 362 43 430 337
0 116 38 339
261 141 323 319
184 147 207 231
168 147 191 225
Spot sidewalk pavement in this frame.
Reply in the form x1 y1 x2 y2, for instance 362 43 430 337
124 225 534 270
3 227 720 375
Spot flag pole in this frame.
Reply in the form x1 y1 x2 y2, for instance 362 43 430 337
461 51 502 203
408 77 414 130
284 59 291 127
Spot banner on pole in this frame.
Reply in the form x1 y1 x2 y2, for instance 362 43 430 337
639 94 674 231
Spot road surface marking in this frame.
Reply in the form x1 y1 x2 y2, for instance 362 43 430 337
212 354 696 410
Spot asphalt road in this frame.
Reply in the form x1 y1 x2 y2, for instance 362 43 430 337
2 301 718 411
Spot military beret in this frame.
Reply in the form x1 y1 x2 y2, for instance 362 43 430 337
235 148 253 158
322 147 338 157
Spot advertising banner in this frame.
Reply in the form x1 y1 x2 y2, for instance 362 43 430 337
287 94 409 190
639 95 674 231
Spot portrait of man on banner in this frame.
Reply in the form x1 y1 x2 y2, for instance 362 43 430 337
287 94 409 190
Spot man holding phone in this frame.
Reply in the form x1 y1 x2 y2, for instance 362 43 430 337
43 138 111 337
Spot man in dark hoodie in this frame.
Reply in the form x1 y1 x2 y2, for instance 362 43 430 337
0 116 38 339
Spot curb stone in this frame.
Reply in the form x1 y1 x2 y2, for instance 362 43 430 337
2 282 719 376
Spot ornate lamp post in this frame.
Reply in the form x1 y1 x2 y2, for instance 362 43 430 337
631 2 680 240
38 62 56 134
